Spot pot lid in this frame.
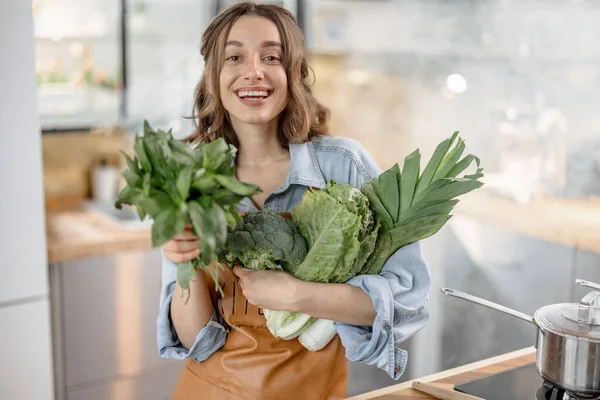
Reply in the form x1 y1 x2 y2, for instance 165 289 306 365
535 291 600 341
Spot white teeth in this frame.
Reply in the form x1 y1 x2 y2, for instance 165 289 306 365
237 90 269 98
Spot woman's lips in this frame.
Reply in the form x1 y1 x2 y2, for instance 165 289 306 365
235 89 272 107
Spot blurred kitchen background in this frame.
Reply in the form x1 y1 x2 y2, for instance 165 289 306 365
2 0 600 399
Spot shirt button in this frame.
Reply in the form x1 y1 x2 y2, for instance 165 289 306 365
383 321 392 330
394 366 400 373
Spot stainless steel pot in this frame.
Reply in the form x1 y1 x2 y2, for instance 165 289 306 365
441 279 600 396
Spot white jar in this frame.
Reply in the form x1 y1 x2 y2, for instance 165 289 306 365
91 158 118 204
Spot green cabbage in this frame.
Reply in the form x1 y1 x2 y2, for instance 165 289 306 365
286 181 378 283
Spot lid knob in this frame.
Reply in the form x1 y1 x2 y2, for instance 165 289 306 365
578 291 600 325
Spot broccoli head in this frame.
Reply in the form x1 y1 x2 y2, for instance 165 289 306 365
219 210 307 271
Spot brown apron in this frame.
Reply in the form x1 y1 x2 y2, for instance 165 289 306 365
171 266 348 400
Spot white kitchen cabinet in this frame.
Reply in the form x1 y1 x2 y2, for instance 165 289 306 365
0 300 54 400
66 366 181 400
52 248 181 396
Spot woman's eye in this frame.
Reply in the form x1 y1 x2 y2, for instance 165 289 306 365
263 55 280 62
226 55 240 62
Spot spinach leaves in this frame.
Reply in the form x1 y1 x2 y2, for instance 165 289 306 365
115 121 261 298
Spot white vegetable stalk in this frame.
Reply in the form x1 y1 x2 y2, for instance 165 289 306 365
264 309 315 340
298 318 338 352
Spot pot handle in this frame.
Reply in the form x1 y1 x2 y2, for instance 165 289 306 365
441 288 536 325
576 279 600 291
578 291 600 325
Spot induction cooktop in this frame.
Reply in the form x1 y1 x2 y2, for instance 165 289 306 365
454 362 542 399
454 363 600 400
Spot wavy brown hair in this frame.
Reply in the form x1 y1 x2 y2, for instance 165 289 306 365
184 2 329 147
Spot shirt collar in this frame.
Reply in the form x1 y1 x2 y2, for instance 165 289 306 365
238 140 327 210
286 140 327 189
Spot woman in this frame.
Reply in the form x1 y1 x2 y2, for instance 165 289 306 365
157 3 430 399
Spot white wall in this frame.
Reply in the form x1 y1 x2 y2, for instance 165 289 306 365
0 0 55 399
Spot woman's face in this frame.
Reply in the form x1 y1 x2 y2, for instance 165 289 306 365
219 16 289 128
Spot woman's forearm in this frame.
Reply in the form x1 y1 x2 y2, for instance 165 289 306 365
292 280 376 326
170 272 214 350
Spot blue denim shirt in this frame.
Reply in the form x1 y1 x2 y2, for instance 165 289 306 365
157 135 431 379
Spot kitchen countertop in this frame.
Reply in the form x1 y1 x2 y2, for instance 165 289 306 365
46 209 151 263
347 347 536 399
455 191 600 254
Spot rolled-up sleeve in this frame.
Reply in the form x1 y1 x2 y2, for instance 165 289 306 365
157 251 229 362
334 241 431 379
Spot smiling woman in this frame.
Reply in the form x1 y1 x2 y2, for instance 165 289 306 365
156 3 431 400
185 3 329 149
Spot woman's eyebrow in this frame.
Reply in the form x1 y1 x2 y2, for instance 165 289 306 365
262 40 281 48
225 40 243 47
225 40 282 48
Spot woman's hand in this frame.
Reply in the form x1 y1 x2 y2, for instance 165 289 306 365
232 266 303 311
161 224 201 264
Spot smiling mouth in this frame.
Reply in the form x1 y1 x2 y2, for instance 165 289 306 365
236 90 271 101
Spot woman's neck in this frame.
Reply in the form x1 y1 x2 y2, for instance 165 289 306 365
232 119 289 167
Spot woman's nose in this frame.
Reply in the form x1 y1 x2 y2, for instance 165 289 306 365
244 56 263 81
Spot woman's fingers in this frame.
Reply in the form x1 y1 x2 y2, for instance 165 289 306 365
174 229 198 241
162 239 199 253
160 225 202 264
163 248 201 264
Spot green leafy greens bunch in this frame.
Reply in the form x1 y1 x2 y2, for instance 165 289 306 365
115 121 261 298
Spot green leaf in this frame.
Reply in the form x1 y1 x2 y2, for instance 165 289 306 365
205 203 228 247
136 202 147 220
191 175 218 192
150 174 166 188
388 214 452 248
169 140 196 166
143 173 151 197
213 175 262 197
177 261 196 302
138 191 174 219
414 131 458 196
213 189 244 206
191 145 205 166
176 168 193 200
399 200 458 223
432 136 465 182
202 138 231 171
224 204 240 228
120 151 140 175
361 180 393 229
378 169 400 224
122 169 141 187
418 178 483 206
399 150 420 215
115 186 142 209
446 154 481 179
144 138 172 181
143 120 154 136
188 201 220 265
198 195 213 209
151 206 186 247
134 135 152 173
412 178 449 204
